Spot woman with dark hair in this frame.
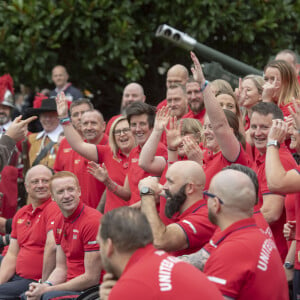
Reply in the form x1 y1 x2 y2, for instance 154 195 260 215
190 52 251 190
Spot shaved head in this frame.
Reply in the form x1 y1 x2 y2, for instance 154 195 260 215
168 160 205 187
166 64 189 88
210 169 256 213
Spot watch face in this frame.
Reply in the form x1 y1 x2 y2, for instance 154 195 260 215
141 186 150 194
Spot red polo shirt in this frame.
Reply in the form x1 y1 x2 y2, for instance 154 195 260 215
170 199 215 256
96 145 130 212
204 218 288 300
252 145 296 261
53 202 101 281
204 210 274 255
72 134 108 209
128 143 167 205
182 109 206 124
203 143 251 191
53 138 75 172
11 199 60 281
109 244 223 300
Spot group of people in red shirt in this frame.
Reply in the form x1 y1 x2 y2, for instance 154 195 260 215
0 48 300 299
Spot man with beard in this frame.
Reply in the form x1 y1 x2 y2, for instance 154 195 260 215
203 168 288 300
98 206 223 300
138 160 215 256
182 77 206 124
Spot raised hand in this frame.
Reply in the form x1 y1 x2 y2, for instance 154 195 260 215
154 106 170 132
55 92 69 118
262 77 280 102
6 115 37 142
166 116 182 150
190 51 206 86
183 136 203 164
288 98 300 130
268 119 288 144
87 161 108 183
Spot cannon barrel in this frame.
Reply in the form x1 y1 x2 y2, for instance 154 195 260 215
155 24 263 77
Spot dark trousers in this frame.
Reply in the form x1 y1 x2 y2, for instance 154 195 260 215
20 290 81 300
0 274 35 299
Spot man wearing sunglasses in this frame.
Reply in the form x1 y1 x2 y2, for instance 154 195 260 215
203 168 288 300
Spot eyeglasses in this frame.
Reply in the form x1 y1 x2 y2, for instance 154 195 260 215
203 191 224 204
113 128 131 136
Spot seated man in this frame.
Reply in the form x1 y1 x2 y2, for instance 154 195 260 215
0 165 59 299
138 160 215 256
203 168 288 299
99 206 223 300
24 171 102 300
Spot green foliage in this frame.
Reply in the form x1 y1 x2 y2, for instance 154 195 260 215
0 0 299 116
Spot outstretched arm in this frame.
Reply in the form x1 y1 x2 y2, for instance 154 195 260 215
56 92 98 162
190 52 241 162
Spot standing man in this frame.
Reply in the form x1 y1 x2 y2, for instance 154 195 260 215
0 165 59 298
157 64 189 109
54 98 94 172
138 160 215 256
49 65 83 101
98 206 223 300
24 171 102 300
72 109 108 208
27 97 63 168
182 77 206 124
105 82 146 135
203 169 288 299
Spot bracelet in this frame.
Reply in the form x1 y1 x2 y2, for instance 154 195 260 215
168 147 177 151
108 181 118 193
200 80 209 92
44 280 53 286
59 117 71 125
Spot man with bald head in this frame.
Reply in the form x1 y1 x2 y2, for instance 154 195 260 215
0 165 59 298
157 64 189 109
105 82 146 135
121 82 146 114
50 65 83 101
203 169 288 300
138 160 215 256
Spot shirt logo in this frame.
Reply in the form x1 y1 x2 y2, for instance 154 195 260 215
63 148 72 153
131 158 138 163
17 219 24 224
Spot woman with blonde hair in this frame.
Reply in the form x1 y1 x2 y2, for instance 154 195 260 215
263 59 300 116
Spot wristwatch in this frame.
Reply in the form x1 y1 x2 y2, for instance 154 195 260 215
267 140 280 148
140 186 155 196
284 261 294 269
